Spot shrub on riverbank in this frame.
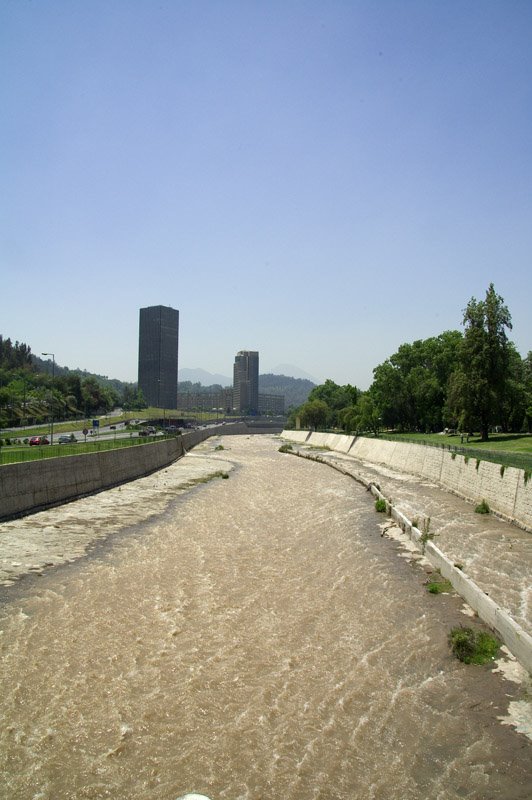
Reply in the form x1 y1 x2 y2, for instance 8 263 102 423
448 626 500 664
425 572 453 594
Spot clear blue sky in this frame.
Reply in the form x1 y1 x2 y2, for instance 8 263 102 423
2 0 531 388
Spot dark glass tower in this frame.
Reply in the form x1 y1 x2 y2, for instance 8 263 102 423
233 350 259 414
138 305 179 408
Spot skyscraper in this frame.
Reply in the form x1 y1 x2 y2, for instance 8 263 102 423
233 350 259 414
138 305 179 408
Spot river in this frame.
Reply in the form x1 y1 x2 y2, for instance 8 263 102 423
0 435 530 799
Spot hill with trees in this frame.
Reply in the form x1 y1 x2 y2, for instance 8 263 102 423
0 337 144 428
0 335 315 428
258 374 315 409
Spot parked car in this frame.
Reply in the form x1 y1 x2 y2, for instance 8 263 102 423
29 436 50 446
58 434 77 444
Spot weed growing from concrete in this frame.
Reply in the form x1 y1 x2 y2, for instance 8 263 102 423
425 572 453 594
475 499 490 514
419 517 434 552
278 444 293 453
186 470 229 487
214 444 225 451
524 470 531 486
475 458 481 471
448 626 500 664
374 498 387 513
499 464 506 477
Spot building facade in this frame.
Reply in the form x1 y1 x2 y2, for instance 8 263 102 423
138 305 179 408
233 350 259 414
258 393 285 416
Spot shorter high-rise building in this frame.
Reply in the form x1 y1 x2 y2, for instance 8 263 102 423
233 350 259 414
138 305 179 408
258 393 285 416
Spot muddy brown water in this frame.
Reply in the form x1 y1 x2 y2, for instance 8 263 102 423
0 435 530 800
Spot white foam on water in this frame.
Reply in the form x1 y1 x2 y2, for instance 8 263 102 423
1 435 531 798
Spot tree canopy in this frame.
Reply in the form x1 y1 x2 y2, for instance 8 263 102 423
290 285 530 439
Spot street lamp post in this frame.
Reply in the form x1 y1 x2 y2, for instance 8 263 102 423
42 352 55 445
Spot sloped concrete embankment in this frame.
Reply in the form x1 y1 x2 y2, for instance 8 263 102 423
282 431 531 531
0 438 183 522
0 423 251 522
281 430 532 673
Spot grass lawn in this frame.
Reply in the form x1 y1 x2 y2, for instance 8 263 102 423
382 431 532 454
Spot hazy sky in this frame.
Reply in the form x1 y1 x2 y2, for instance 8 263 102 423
2 0 531 388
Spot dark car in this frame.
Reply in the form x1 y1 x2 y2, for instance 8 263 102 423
29 436 50 446
58 434 76 444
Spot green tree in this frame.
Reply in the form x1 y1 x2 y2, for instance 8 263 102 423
299 399 328 430
452 284 513 440
307 379 360 428
371 332 462 432
341 393 381 435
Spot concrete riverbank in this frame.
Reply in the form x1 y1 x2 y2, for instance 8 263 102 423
281 430 532 674
282 431 532 531
0 422 257 522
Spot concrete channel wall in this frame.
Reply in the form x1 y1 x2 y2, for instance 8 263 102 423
282 430 532 672
0 437 189 522
282 431 532 531
0 423 251 522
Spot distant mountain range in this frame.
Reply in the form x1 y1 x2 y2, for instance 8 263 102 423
178 368 232 386
268 363 319 383
178 364 318 386
178 367 316 408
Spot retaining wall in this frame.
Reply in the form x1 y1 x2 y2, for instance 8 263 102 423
0 438 182 521
281 431 532 531
0 423 253 521
291 446 532 673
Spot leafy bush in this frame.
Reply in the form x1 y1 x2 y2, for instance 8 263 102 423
426 573 453 594
375 498 387 513
475 499 490 514
448 626 500 664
